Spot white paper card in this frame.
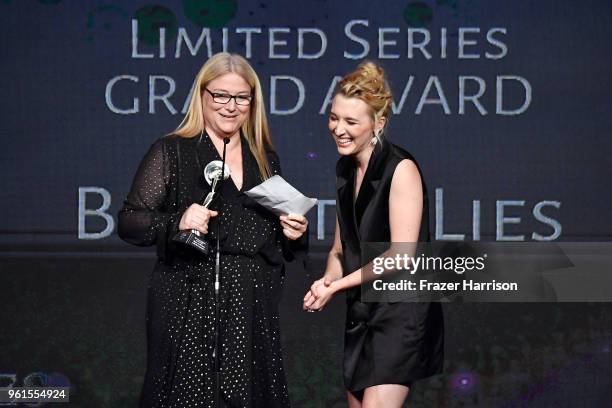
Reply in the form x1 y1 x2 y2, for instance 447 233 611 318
245 175 317 216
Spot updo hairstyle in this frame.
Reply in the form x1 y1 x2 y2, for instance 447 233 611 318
336 61 393 138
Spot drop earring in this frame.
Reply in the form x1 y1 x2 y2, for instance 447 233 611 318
371 130 380 145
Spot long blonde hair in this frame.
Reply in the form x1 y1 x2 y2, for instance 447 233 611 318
174 52 273 179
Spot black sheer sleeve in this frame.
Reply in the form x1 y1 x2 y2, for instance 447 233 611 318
266 150 309 262
118 138 181 259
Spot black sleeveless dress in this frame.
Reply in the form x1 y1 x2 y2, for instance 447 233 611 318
335 139 444 393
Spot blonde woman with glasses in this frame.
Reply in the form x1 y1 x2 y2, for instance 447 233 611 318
119 53 307 408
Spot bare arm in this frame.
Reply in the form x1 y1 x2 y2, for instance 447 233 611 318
325 218 344 280
306 159 423 309
303 217 343 309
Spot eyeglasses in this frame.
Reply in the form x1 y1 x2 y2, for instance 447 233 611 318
205 88 253 106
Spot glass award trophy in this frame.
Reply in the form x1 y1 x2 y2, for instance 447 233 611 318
172 160 231 255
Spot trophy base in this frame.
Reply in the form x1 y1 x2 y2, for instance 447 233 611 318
172 230 211 255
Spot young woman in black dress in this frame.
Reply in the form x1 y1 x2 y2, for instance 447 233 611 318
303 62 443 407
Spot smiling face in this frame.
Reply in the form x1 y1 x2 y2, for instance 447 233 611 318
329 94 385 159
202 72 252 139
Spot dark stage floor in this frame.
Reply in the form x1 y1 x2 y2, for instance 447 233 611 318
1 250 611 407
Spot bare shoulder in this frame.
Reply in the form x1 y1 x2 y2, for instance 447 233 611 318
388 159 424 241
391 159 422 189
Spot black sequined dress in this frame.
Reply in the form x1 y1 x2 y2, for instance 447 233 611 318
118 133 301 407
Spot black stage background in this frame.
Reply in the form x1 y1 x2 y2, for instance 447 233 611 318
1 1 611 406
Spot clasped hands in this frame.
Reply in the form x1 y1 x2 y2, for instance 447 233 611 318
180 203 308 240
303 276 338 312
